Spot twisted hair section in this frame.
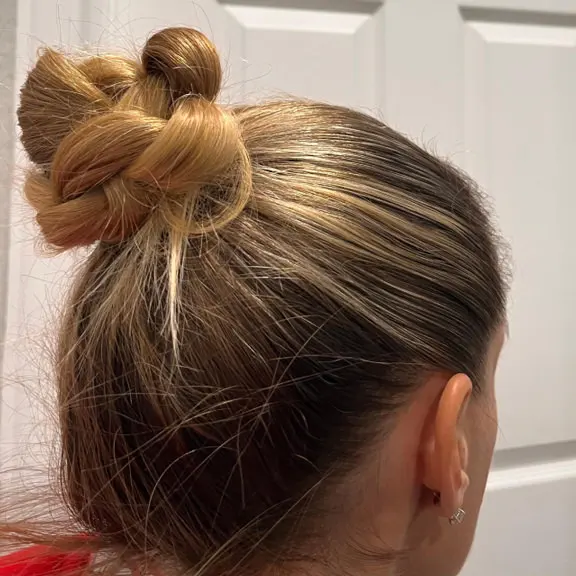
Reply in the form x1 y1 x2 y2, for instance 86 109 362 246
18 27 252 250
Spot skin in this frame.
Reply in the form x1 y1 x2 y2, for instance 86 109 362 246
405 326 505 576
310 326 506 576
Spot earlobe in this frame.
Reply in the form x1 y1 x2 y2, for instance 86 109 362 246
456 469 470 508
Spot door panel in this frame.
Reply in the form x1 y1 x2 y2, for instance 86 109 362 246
2 0 575 573
463 4 576 451
224 4 378 108
459 4 576 573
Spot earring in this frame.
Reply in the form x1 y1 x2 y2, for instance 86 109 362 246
449 508 466 525
433 492 465 525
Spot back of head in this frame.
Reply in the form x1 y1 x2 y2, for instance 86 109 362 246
15 27 506 576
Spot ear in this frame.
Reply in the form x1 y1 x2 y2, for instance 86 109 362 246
421 373 472 519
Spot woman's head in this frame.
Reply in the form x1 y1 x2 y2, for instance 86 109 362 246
16 27 507 576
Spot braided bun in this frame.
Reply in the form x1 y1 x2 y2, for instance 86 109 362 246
17 28 251 250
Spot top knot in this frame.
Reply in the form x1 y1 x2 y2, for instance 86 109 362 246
17 27 252 251
142 27 222 102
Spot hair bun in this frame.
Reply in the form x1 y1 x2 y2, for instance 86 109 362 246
142 27 222 101
17 28 251 251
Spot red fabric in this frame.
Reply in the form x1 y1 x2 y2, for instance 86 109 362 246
0 546 91 576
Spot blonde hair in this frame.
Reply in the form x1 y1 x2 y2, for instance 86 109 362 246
13 27 506 576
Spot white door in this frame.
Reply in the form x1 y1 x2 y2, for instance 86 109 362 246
2 1 576 574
